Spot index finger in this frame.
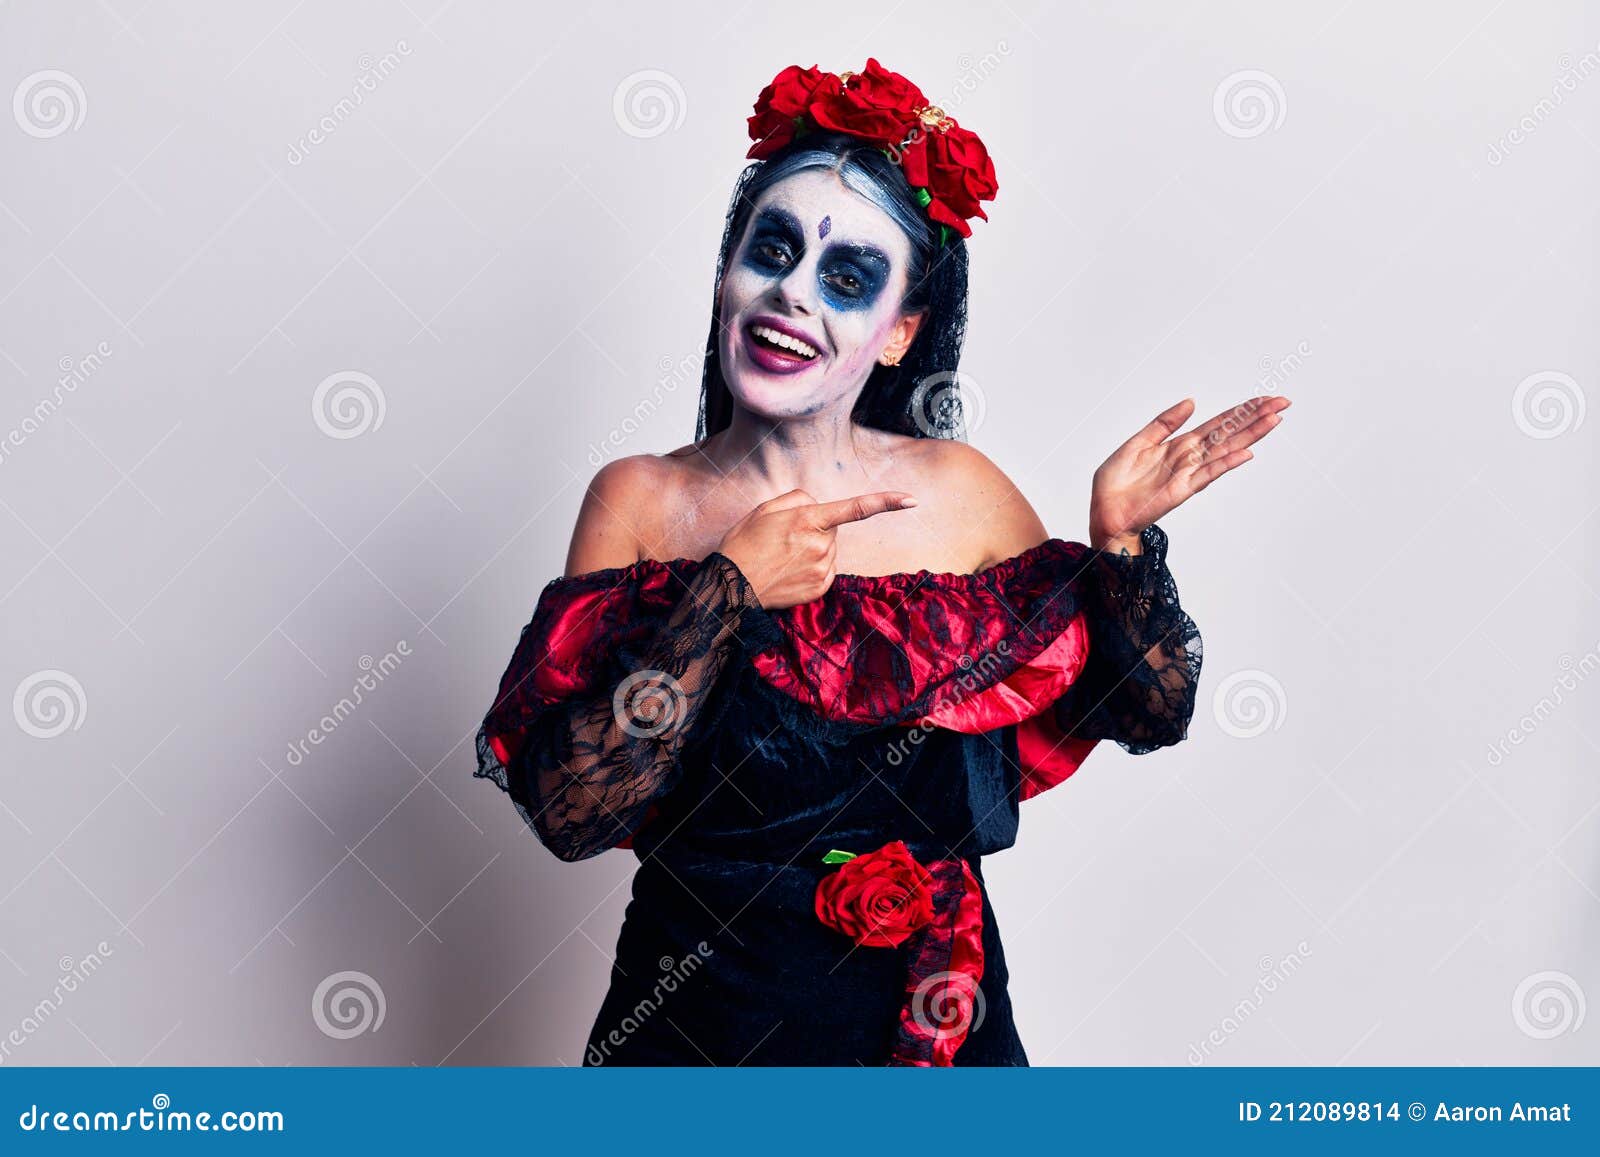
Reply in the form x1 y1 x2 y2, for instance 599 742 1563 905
808 491 919 530
1123 397 1197 451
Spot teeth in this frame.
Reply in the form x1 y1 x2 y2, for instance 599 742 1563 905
751 325 818 359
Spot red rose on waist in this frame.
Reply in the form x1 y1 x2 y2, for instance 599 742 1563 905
814 840 935 948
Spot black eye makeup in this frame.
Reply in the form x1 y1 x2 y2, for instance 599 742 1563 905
740 206 893 313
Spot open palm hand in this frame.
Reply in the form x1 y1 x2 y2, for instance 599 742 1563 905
1088 395 1291 550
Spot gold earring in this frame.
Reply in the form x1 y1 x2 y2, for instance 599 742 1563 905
880 351 902 367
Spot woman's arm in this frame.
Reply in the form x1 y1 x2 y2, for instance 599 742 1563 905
1052 522 1201 751
507 549 770 861
934 441 1204 752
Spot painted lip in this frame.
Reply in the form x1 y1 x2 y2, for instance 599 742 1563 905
741 314 825 375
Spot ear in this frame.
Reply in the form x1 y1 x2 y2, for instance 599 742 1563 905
880 311 926 366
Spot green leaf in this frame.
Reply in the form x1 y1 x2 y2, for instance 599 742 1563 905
915 187 932 208
821 849 858 864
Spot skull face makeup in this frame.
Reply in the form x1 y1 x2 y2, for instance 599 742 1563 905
717 168 922 422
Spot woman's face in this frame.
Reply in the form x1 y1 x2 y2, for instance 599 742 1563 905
717 167 922 422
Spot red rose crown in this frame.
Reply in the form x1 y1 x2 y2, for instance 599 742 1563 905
745 59 998 242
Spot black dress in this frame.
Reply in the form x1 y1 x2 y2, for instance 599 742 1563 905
474 522 1201 1066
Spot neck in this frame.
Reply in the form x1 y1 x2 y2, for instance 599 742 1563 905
709 400 874 496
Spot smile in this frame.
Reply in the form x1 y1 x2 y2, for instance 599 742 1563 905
743 321 821 373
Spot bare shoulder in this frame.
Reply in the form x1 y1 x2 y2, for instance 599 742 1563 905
901 436 1050 570
564 451 696 577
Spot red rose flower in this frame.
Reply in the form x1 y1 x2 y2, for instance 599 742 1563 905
902 122 999 238
747 65 838 159
807 57 925 149
814 840 936 948
743 60 998 239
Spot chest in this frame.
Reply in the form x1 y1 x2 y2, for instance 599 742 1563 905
646 487 987 577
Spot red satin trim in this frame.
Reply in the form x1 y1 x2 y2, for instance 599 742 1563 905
1017 711 1100 800
911 618 1089 734
889 857 986 1066
482 542 1105 846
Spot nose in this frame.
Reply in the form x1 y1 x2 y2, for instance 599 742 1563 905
768 258 818 316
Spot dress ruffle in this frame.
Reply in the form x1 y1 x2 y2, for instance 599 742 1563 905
479 523 1194 809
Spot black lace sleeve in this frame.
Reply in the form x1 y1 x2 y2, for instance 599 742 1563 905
474 552 776 862
1052 521 1202 753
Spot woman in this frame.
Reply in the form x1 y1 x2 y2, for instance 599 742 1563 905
475 60 1290 1066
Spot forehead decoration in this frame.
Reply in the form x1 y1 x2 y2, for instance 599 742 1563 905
743 58 999 246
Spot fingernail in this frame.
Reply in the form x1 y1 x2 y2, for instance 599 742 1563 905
900 496 919 507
